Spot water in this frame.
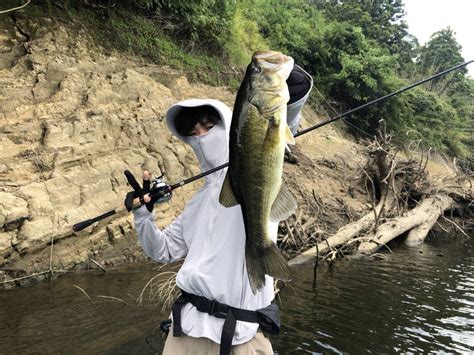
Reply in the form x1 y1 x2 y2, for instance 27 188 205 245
276 235 474 353
1 235 473 354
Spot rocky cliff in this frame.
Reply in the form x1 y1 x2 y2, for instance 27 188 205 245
0 16 242 284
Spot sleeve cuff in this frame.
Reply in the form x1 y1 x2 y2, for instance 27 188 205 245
132 205 153 222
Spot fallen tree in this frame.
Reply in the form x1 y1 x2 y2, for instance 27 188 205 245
289 124 472 266
357 194 453 253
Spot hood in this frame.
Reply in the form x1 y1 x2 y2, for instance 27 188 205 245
166 99 232 143
166 99 233 180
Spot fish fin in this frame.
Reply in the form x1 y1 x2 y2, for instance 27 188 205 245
270 184 297 222
264 243 291 281
219 172 239 207
285 124 295 145
246 243 291 294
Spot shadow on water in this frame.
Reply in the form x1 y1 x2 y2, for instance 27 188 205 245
1 234 473 354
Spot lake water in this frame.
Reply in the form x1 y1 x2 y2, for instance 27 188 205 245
1 234 472 354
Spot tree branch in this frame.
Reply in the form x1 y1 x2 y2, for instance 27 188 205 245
0 0 31 14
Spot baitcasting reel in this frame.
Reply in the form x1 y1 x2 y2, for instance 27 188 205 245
123 170 173 211
149 175 173 205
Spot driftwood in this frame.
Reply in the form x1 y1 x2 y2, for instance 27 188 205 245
289 123 471 266
289 201 385 265
358 194 453 253
289 194 454 265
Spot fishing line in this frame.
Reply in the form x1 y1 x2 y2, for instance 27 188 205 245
73 59 473 231
312 85 375 139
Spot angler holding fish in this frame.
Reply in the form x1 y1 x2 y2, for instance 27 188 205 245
126 51 312 354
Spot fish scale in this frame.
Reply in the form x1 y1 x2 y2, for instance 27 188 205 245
239 107 283 249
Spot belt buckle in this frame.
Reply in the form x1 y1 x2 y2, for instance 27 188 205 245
209 300 228 319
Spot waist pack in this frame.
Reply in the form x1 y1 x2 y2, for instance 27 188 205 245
170 290 280 355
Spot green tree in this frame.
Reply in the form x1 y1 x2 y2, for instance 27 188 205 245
405 87 471 158
416 28 467 95
303 20 407 134
314 0 416 67
242 0 321 69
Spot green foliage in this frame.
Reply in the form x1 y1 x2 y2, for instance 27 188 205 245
56 1 235 86
448 78 474 158
331 46 406 133
242 0 321 68
314 0 415 69
405 28 472 158
416 28 467 95
101 12 199 68
134 0 237 54
404 87 471 158
224 7 269 68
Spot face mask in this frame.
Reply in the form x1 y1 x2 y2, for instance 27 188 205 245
187 123 227 172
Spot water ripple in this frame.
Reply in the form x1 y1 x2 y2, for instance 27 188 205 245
276 236 474 353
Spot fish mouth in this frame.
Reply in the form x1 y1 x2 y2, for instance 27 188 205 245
252 51 293 75
249 51 293 113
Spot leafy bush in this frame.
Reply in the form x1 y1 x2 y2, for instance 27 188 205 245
224 7 268 68
404 87 471 157
134 0 236 54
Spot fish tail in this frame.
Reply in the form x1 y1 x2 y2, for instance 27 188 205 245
246 243 291 294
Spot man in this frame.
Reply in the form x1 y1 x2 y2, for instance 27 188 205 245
127 63 312 354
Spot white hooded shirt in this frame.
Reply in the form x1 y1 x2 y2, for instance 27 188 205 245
133 99 276 345
133 75 312 343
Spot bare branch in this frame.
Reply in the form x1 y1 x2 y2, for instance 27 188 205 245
441 216 470 238
0 0 31 14
73 284 92 301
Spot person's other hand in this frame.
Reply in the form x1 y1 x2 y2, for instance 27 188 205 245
124 170 155 212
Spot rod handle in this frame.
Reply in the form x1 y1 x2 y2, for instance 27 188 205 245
72 209 117 232
73 219 94 232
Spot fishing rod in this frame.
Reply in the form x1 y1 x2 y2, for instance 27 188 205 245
295 60 473 138
72 166 226 231
72 59 473 232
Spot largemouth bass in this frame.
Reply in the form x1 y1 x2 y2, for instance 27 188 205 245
219 51 297 293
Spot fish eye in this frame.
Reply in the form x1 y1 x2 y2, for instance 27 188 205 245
251 65 262 75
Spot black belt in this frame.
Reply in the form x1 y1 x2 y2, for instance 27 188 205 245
171 290 280 355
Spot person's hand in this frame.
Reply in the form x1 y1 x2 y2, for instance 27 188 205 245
124 170 155 212
287 64 312 105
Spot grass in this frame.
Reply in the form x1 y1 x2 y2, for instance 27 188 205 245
73 3 243 88
9 1 243 89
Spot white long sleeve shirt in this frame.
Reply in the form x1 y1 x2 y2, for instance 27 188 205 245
134 98 276 345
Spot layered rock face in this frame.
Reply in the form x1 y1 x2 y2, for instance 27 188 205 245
0 16 235 284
